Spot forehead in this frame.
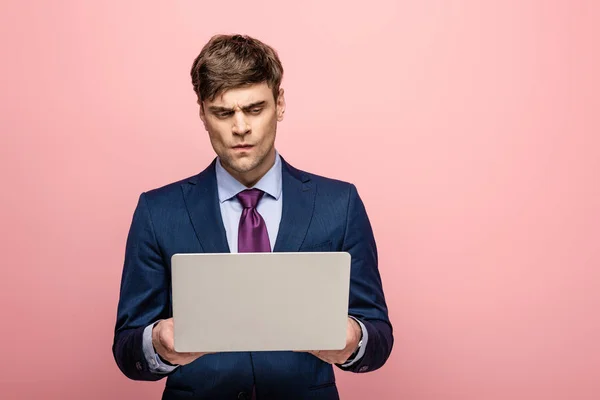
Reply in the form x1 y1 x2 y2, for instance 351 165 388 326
207 82 274 108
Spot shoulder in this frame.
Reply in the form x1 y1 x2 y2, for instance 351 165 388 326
144 174 196 198
306 170 355 193
140 160 216 205
283 158 358 198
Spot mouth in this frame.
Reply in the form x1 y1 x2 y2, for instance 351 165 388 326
232 144 254 150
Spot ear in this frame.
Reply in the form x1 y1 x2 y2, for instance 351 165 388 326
198 99 208 129
276 88 286 122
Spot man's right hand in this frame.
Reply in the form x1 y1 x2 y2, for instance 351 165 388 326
152 318 208 366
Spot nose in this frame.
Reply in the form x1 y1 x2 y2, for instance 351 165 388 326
232 111 250 136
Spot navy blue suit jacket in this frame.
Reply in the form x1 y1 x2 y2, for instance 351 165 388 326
113 157 393 400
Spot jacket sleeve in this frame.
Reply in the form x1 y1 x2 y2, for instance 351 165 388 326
337 184 394 373
112 193 174 380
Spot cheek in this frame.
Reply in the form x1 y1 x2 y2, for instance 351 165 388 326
256 114 277 139
207 126 228 146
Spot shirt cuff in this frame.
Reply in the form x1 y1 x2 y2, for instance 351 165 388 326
341 316 368 367
143 321 179 374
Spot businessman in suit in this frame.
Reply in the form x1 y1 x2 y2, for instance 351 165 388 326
113 34 393 400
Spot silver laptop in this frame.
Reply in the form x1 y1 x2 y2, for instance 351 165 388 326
171 252 351 353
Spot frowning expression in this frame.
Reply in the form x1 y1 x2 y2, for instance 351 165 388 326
199 82 285 186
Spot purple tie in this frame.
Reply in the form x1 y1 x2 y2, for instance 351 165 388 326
237 189 271 253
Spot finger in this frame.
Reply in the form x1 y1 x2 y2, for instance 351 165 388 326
153 336 172 360
174 352 205 365
312 350 346 365
310 351 333 364
159 328 175 353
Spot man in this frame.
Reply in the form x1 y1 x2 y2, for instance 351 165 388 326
113 34 393 400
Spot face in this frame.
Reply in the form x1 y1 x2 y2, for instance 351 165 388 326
199 82 285 187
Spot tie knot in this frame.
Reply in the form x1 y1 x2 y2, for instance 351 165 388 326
236 188 264 209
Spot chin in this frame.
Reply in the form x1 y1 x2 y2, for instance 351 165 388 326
227 158 260 174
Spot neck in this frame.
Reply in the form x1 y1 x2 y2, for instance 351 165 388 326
226 149 276 188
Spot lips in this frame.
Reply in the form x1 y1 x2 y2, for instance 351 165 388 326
233 144 254 149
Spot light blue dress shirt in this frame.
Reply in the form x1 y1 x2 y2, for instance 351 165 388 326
216 151 283 252
142 152 367 373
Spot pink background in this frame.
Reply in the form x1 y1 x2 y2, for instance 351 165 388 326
1 1 599 399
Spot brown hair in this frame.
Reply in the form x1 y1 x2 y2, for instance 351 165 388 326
190 34 284 102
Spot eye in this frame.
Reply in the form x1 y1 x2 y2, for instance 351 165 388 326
249 108 262 115
216 111 233 118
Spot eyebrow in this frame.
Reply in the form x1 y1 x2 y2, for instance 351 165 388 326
208 101 267 113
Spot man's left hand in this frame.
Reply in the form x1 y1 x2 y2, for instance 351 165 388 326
307 317 362 365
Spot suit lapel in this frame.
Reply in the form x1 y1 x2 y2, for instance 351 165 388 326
273 158 316 252
181 159 231 253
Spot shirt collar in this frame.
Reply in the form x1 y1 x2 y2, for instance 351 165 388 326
215 151 282 203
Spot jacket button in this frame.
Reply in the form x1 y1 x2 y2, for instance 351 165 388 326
135 361 143 371
238 392 248 400
359 365 369 372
